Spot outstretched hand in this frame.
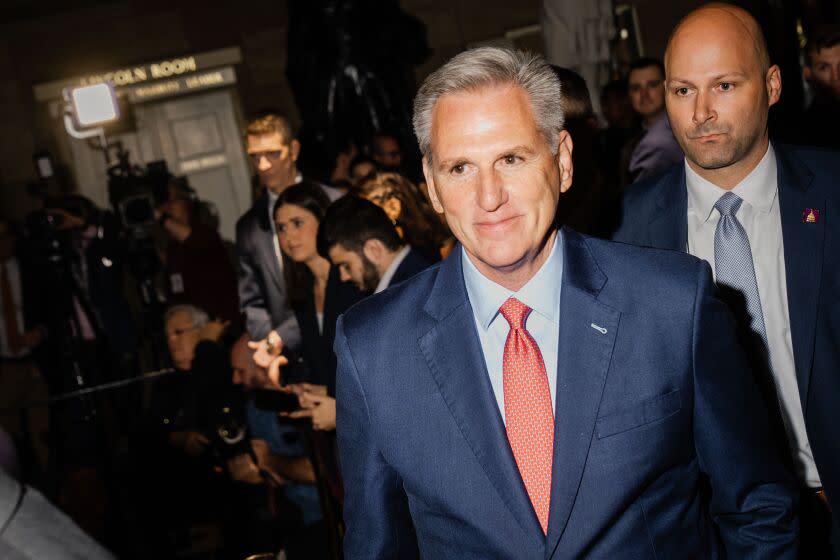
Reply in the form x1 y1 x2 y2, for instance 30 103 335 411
248 331 288 387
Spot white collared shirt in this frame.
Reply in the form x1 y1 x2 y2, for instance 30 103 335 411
685 144 821 487
462 233 563 424
374 245 411 294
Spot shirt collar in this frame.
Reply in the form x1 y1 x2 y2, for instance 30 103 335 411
686 142 777 224
375 245 411 294
266 172 304 203
462 231 564 330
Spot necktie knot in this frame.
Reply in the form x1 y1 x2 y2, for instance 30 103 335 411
714 191 743 217
499 297 531 331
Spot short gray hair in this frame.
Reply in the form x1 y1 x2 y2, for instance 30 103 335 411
412 47 564 161
164 304 210 329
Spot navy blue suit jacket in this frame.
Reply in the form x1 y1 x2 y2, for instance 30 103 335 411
613 144 840 519
335 229 797 559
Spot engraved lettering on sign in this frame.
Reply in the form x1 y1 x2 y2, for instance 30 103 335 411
150 57 197 79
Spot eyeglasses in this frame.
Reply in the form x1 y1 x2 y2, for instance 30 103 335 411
166 325 198 338
248 150 285 165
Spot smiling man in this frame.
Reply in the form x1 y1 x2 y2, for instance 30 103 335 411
614 4 840 557
335 46 797 558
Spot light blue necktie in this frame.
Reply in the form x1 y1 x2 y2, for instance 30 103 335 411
713 192 768 346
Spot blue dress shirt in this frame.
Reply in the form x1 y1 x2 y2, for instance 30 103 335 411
462 231 563 424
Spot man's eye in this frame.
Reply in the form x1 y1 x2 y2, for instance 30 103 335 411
719 82 733 91
451 164 465 174
675 87 690 96
503 155 518 165
276 224 286 233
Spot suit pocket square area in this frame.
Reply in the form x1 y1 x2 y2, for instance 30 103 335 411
596 389 682 439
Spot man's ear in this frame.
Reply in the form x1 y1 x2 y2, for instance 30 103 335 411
766 64 782 108
361 238 383 266
422 156 444 213
290 139 301 162
556 130 574 193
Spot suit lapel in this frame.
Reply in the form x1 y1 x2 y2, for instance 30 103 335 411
418 248 545 543
255 194 284 292
776 146 824 405
546 230 620 558
649 166 688 251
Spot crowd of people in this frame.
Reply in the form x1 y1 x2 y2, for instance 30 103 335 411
1 3 840 559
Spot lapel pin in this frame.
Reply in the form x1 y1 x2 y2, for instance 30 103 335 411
802 208 820 224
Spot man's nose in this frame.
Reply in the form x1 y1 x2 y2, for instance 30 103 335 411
257 155 272 171
339 268 351 282
476 169 506 212
692 89 716 125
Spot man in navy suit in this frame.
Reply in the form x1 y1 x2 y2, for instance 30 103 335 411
614 5 839 557
335 45 797 558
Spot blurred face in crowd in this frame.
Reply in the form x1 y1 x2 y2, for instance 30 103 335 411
0 221 15 262
601 90 635 128
165 310 202 371
275 203 320 264
328 243 380 292
231 336 269 390
351 160 377 184
665 5 780 188
372 135 402 170
247 132 301 196
364 187 402 223
423 83 572 290
805 44 840 102
628 65 666 122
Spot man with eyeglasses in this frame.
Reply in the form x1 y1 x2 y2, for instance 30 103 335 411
236 113 342 347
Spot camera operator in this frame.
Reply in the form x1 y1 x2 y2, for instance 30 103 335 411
157 177 240 329
38 195 137 384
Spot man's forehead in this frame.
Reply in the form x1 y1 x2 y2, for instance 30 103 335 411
629 66 663 82
812 44 840 62
166 311 193 327
429 84 538 158
247 132 287 151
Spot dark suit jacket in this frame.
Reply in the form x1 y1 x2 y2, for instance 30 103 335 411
388 246 433 288
236 191 301 346
237 180 342 344
335 229 797 559
294 266 363 396
613 144 840 518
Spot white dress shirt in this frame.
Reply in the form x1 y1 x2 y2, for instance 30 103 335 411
462 232 563 424
374 245 411 294
685 144 821 487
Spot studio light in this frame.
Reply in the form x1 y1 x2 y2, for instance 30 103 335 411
69 82 119 127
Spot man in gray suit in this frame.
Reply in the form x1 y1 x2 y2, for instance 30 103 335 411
0 469 114 559
236 113 341 345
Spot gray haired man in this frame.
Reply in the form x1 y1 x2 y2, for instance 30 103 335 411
334 46 796 559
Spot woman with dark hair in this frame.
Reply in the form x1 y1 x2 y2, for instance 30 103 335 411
356 171 454 261
273 182 362 413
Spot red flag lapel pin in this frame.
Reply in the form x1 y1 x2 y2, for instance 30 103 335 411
802 208 820 224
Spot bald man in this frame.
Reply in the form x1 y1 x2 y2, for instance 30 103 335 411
615 4 840 557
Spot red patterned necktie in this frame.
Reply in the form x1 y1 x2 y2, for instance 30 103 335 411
500 297 554 534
